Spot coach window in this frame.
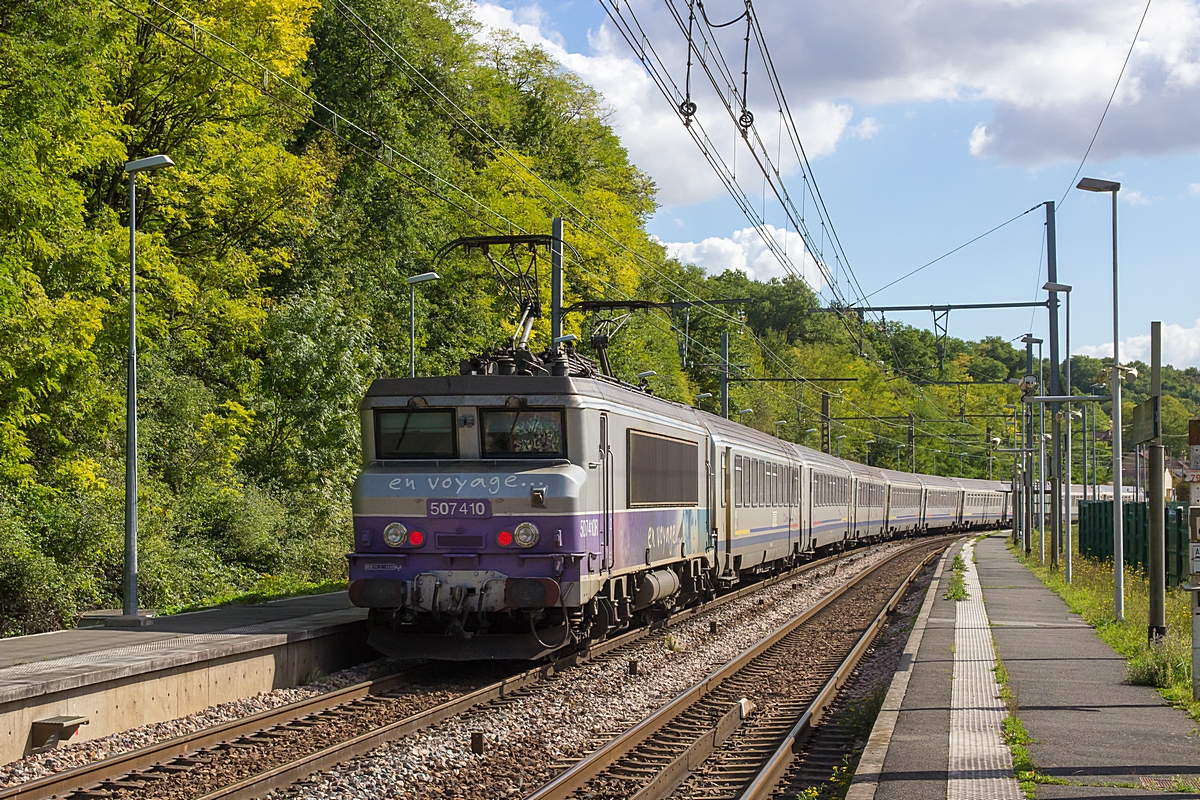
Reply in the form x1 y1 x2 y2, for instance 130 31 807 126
742 457 750 506
627 430 699 507
376 409 456 459
721 452 728 507
735 456 743 506
480 408 565 457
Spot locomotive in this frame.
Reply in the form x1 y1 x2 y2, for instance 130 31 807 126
347 345 1016 661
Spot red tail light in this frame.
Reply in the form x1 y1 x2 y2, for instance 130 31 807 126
497 530 514 547
407 530 425 546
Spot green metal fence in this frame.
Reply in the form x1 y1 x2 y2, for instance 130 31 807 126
1078 500 1191 588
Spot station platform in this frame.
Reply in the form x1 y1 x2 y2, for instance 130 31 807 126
0 592 371 763
849 533 1200 799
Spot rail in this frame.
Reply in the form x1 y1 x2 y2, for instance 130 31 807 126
524 539 945 800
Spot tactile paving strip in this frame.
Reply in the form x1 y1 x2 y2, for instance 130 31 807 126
947 540 1023 800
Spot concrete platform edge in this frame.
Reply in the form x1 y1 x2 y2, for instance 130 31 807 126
0 608 366 705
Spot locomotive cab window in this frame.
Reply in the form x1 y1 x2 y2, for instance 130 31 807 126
628 431 699 507
480 408 565 457
376 409 456 459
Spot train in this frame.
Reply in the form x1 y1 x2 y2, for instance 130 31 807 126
345 347 1032 661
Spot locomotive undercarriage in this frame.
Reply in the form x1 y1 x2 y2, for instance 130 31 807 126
366 556 718 660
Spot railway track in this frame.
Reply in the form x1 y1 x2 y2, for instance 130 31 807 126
524 538 946 800
1 544 890 800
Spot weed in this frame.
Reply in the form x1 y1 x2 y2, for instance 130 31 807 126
1126 634 1192 689
303 666 327 685
844 682 888 741
944 554 969 601
663 632 686 653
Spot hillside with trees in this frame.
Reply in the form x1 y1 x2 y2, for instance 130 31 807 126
3 0 1195 636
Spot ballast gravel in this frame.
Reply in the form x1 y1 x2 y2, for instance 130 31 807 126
0 659 402 789
278 542 913 800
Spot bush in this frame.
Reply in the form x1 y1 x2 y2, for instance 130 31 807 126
0 520 77 636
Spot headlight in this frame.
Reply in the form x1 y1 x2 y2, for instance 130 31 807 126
513 521 539 548
383 522 408 548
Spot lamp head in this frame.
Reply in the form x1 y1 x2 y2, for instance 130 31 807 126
738 408 754 416
695 392 713 400
407 271 441 285
1042 281 1072 293
805 428 817 434
1076 177 1121 193
636 370 657 380
552 334 578 345
125 154 175 174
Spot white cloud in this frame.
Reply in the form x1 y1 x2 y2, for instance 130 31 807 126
1189 183 1200 195
968 123 992 157
850 117 881 140
1122 189 1153 205
1075 318 1200 368
663 225 823 288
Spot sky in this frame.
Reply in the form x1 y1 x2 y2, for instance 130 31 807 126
469 0 1200 368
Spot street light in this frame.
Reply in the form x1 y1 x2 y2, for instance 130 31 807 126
738 408 754 417
1077 175 1123 619
115 153 175 627
774 420 788 437
836 434 847 458
407 272 441 378
864 439 875 466
933 449 941 474
695 392 713 408
804 428 817 448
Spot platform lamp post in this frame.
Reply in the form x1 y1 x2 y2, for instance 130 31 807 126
774 420 788 438
1076 176 1124 619
864 440 875 466
804 428 817 448
897 444 905 469
933 449 941 475
1005 403 1022 546
836 435 847 458
1045 281 1074 575
407 272 440 378
114 154 175 628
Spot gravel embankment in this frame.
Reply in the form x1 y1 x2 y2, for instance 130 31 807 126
0 659 402 788
277 542 916 800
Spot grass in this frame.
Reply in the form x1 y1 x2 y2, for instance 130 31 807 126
943 553 969 601
1008 531 1200 721
155 575 348 616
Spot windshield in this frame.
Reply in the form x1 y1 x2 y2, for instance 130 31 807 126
376 409 455 459
481 409 565 457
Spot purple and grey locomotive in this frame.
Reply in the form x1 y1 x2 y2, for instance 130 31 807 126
348 352 1015 661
